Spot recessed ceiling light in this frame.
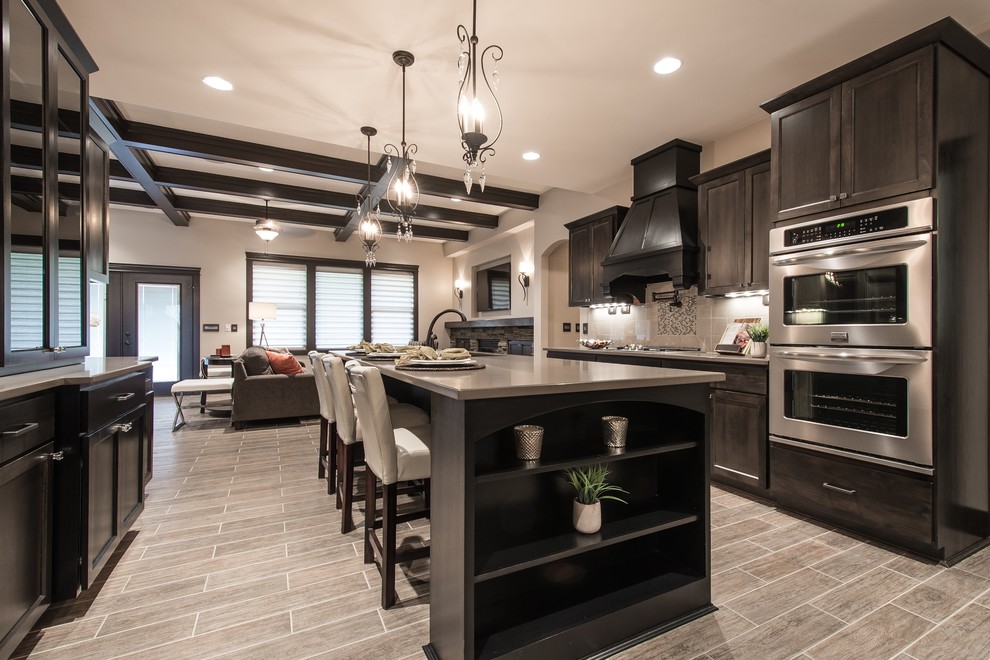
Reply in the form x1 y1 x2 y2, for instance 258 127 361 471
202 75 234 91
258 166 274 173
450 197 462 202
522 152 541 161
653 57 682 75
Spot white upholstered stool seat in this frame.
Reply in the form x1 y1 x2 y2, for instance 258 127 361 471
348 364 431 609
170 378 234 431
324 355 429 533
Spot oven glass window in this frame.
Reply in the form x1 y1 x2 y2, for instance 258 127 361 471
785 370 908 436
783 266 907 326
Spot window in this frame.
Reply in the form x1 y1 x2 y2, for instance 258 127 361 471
247 254 418 351
251 262 307 348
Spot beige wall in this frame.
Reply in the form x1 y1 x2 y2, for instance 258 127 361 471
699 119 771 172
108 207 453 354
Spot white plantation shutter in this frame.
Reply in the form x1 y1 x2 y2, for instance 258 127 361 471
9 252 44 350
371 270 415 345
315 267 364 348
252 262 307 349
57 255 82 347
491 277 511 311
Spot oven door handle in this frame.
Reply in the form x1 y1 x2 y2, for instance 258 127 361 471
774 350 928 365
770 238 927 266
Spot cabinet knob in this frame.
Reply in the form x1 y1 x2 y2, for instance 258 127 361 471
838 192 848 200
116 422 134 433
49 451 65 461
828 195 837 202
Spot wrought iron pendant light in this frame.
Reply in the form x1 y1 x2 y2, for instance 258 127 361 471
383 50 419 243
356 126 383 266
457 0 503 195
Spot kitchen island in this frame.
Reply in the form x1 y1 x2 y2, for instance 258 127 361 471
359 354 724 659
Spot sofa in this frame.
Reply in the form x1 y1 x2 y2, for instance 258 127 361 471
230 347 320 429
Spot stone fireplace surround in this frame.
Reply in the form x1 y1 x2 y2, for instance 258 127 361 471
445 317 534 354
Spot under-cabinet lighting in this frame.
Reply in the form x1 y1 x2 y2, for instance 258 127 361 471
724 289 770 298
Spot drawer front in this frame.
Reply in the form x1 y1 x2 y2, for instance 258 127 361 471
0 391 56 464
663 360 767 394
83 372 146 433
771 442 933 549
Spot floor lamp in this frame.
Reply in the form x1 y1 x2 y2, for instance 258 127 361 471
248 302 277 349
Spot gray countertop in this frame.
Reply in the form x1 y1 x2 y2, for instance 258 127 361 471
355 353 725 401
0 357 157 402
545 346 769 366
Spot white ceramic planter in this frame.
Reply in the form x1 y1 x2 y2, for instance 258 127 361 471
573 500 602 534
751 342 767 358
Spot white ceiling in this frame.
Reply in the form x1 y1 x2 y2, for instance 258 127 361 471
60 0 990 201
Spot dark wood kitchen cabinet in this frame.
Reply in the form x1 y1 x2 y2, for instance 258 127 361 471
692 151 771 295
2 0 100 376
768 47 933 221
0 391 56 658
54 368 150 599
566 206 627 306
664 360 769 497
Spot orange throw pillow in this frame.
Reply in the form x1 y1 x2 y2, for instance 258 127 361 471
265 351 304 375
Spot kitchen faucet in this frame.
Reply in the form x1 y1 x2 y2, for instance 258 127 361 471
424 308 467 349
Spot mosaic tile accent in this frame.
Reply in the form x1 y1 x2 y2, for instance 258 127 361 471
656 289 697 336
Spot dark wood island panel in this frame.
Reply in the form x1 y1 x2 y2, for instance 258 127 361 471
358 354 723 659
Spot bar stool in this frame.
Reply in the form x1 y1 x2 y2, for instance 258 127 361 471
348 364 431 609
324 355 429 533
308 351 335 494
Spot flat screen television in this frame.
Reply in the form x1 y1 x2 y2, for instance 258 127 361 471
476 261 511 311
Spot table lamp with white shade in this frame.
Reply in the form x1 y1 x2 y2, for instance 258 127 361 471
248 302 277 348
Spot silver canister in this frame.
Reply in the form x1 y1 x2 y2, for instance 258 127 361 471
513 425 544 461
602 416 629 448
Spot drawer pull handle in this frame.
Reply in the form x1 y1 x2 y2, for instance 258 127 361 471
2 422 39 437
823 482 857 496
50 451 65 461
112 392 136 402
113 423 134 434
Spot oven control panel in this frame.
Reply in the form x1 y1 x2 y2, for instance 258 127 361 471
786 206 909 247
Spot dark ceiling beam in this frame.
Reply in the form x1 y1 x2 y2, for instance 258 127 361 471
89 98 190 227
335 154 409 242
94 99 540 211
150 165 499 229
11 143 130 179
106 186 468 241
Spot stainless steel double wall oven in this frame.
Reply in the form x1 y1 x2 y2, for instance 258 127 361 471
768 197 934 473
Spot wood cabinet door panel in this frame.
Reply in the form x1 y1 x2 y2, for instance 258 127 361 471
699 173 746 292
118 414 145 529
568 224 592 306
841 47 934 206
589 218 615 304
84 429 117 587
711 391 766 491
748 164 772 288
771 87 841 221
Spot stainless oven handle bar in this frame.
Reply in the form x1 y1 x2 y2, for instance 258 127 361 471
771 436 934 475
769 238 927 266
774 350 928 365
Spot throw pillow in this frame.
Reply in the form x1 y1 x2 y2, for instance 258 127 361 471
240 346 272 376
266 350 304 375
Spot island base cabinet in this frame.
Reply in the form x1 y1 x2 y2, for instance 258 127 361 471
0 441 53 659
711 390 767 492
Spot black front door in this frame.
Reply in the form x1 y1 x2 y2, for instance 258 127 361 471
108 265 200 395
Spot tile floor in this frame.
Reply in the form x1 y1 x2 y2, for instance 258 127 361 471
14 398 990 659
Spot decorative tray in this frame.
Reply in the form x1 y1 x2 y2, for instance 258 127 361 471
396 363 486 372
408 358 477 366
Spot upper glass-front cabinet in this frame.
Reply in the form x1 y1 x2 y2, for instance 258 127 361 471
3 0 98 373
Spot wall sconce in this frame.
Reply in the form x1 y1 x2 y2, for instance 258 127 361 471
517 261 532 304
454 278 467 308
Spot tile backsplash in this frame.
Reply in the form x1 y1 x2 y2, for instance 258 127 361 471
584 282 767 351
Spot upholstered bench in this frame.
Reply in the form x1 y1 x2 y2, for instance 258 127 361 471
170 377 234 431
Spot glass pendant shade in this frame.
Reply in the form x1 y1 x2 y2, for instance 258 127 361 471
457 0 503 194
254 200 281 241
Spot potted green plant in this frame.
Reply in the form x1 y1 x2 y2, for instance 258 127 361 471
563 464 628 534
747 323 769 358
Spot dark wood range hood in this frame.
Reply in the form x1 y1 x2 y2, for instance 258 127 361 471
602 139 702 302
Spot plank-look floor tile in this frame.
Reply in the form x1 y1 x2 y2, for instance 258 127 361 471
19 398 990 659
806 604 934 659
